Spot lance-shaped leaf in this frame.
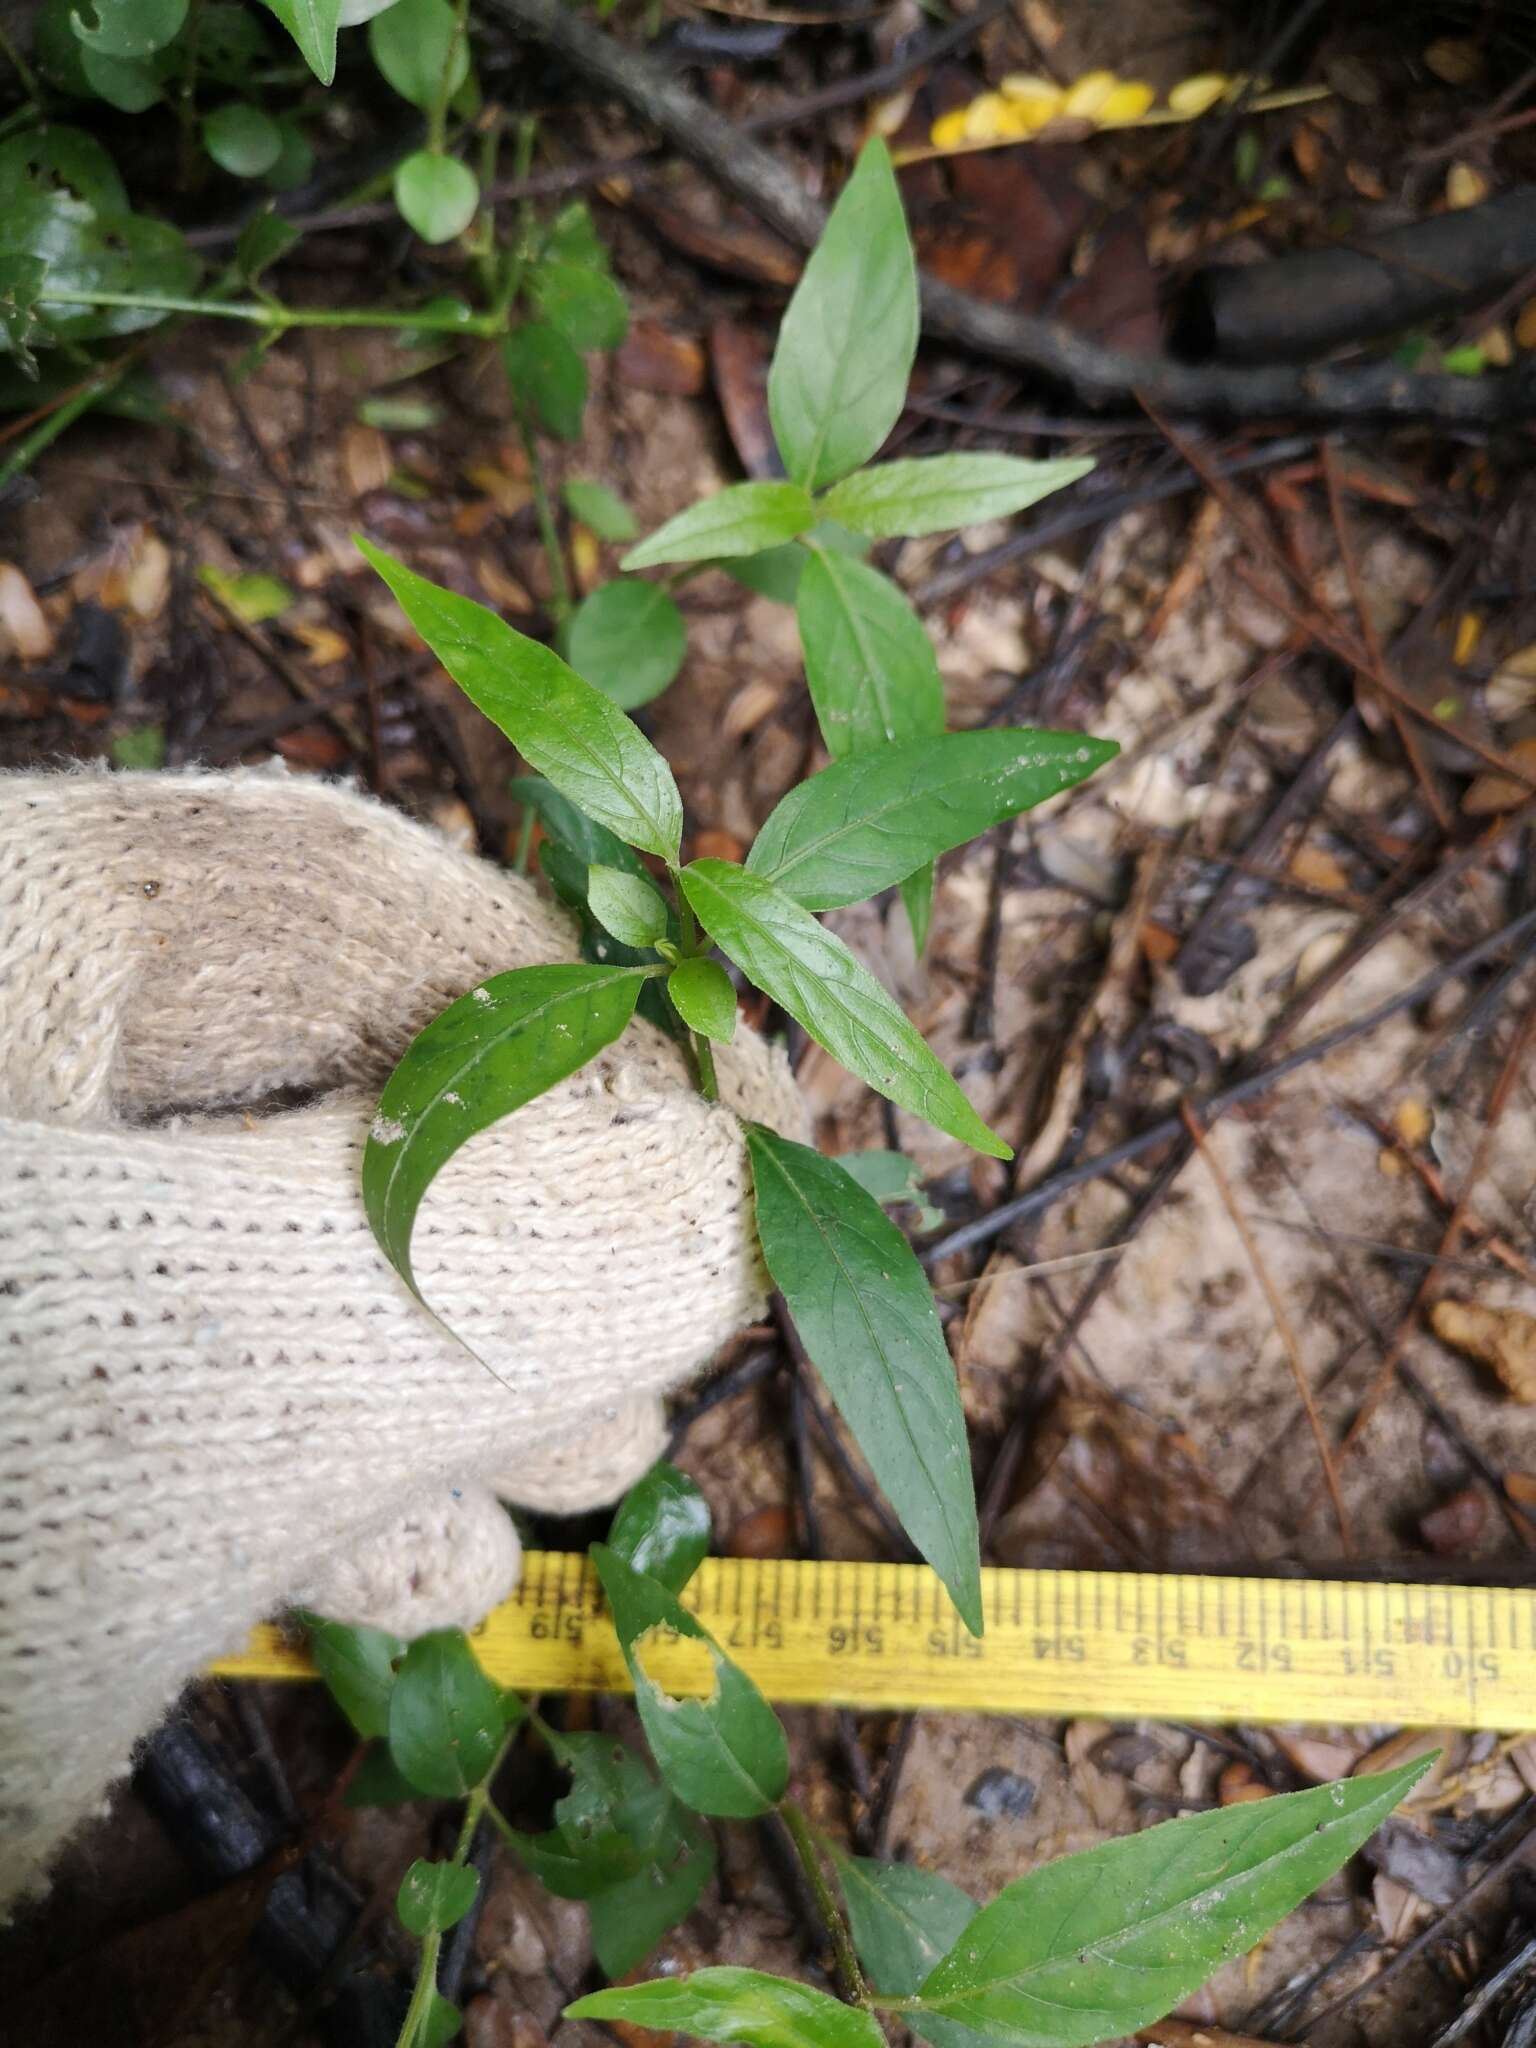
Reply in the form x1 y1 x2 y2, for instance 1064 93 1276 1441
569 1968 888 2048
608 1461 712 1594
592 1545 788 1818
767 138 918 492
680 860 1007 1158
359 540 682 861
796 547 942 760
748 1129 981 1633
906 1757 1434 2048
588 1811 715 1978
622 482 815 571
387 1629 516 1799
363 964 649 1295
747 729 1119 910
259 0 338 80
819 454 1094 539
835 1854 978 1995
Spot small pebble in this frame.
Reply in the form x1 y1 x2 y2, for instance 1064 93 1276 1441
965 1766 1035 1819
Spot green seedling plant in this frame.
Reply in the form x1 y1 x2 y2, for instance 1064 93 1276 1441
314 1464 1432 2048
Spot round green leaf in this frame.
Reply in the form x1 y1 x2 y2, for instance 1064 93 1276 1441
33 0 95 91
387 1628 508 1798
80 46 162 108
608 1462 712 1592
587 863 669 948
398 1858 481 1936
567 581 686 710
369 0 467 107
668 958 736 1046
71 0 187 58
393 150 478 245
309 1617 404 1739
264 119 315 194
203 103 284 179
503 320 586 440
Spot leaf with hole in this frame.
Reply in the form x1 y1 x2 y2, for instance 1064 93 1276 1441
505 1730 686 1899
747 729 1118 910
0 127 128 213
394 152 478 244
608 1461 712 1594
504 322 587 440
668 958 736 1046
70 0 185 57
680 861 1007 1157
0 257 48 377
567 580 686 710
259 0 339 80
622 483 815 571
564 480 636 541
748 1128 981 1632
592 1545 788 1818
363 962 649 1296
359 542 683 861
0 196 199 343
819 455 1094 539
569 1969 887 2048
398 1858 480 1937
387 1628 513 1799
369 0 467 105
767 138 917 492
309 1617 404 1739
587 863 668 948
908 1758 1434 2048
203 103 283 179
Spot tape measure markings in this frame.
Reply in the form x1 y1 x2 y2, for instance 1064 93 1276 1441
213 1555 1536 1730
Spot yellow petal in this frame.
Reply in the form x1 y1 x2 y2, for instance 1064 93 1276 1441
1453 610 1482 665
1167 72 1230 117
962 92 1023 142
929 108 971 151
1446 160 1489 208
1096 80 1154 126
999 72 1063 114
1062 68 1118 119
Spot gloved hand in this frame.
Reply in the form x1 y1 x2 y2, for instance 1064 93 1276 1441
0 765 805 1909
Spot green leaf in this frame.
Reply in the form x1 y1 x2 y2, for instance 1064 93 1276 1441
358 540 683 861
592 1545 788 1817
587 863 668 948
234 208 299 287
344 1744 424 1808
0 256 48 378
910 1758 1435 2048
836 1150 942 1232
0 196 198 344
503 321 587 439
259 0 339 80
796 551 942 760
569 1968 887 2048
680 860 1007 1158
747 1128 981 1632
608 1462 712 1594
835 1853 977 1995
198 564 293 623
387 1628 509 1799
768 138 918 492
747 729 1118 911
589 1811 716 1978
543 200 607 268
820 455 1094 540
0 128 128 214
109 725 167 771
369 0 466 105
420 1992 462 2048
564 479 637 541
398 1858 481 1937
309 1617 405 1738
899 866 933 956
395 152 478 244
363 962 648 1295
199 2 274 77
509 775 646 876
203 103 283 179
70 0 186 58
567 580 686 710
668 958 736 1046
80 46 163 110
725 521 868 605
530 257 628 352
622 483 816 572
265 119 315 194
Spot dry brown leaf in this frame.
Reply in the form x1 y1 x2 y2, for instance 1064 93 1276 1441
1218 1762 1272 1805
1479 325 1514 369
722 678 781 741
475 556 534 614
1518 297 1536 350
1291 124 1324 183
1425 38 1483 84
1506 1471 1536 1508
1373 1873 1424 1943
1393 1098 1432 1147
122 531 171 620
1511 1738 1536 1796
1289 843 1349 892
570 525 603 595
616 321 706 396
1432 1297 1536 1401
462 463 532 519
344 423 393 498
1354 1727 1456 1789
690 827 746 863
1446 161 1490 209
1271 1730 1364 1781
288 620 351 667
1140 920 1180 965
0 562 54 662
1345 160 1387 200
1461 737 1536 815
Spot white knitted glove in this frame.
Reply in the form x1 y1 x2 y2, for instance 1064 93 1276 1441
0 766 806 1908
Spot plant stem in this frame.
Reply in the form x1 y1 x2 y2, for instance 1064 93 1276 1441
428 0 471 153
394 1729 515 2048
779 1796 868 2006
691 1029 719 1101
0 17 40 101
34 287 503 335
515 399 571 624
176 0 207 193
511 805 536 873
492 115 540 322
0 362 128 491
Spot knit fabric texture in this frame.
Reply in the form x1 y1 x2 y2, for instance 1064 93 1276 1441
0 765 805 1909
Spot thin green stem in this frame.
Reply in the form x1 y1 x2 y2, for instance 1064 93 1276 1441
428 0 470 154
492 115 540 322
34 288 503 335
515 398 571 623
674 879 701 959
779 1797 868 2006
691 1030 719 1101
0 362 128 492
511 805 536 873
0 17 40 101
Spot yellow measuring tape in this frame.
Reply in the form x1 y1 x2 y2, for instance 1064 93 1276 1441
213 1552 1536 1731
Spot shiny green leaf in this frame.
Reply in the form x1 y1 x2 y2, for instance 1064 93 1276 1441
80 46 163 109
0 126 128 213
747 729 1118 911
203 103 283 179
420 1992 461 2048
259 0 339 80
819 454 1094 539
0 256 47 377
835 1852 977 1995
309 1617 405 1739
0 195 198 343
358 541 683 860
398 1858 480 1936
504 322 587 440
608 1462 711 1594
680 860 1007 1158
387 1628 509 1799
564 479 636 540
363 962 648 1295
569 1968 887 2048
70 0 186 58
592 1545 788 1817
588 1811 715 1978
587 863 668 948
567 580 686 710
909 1758 1434 2048
768 138 917 492
394 151 478 244
899 867 932 956
622 483 815 571
668 957 736 1046
748 1127 981 1632
796 550 942 760
369 0 466 105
